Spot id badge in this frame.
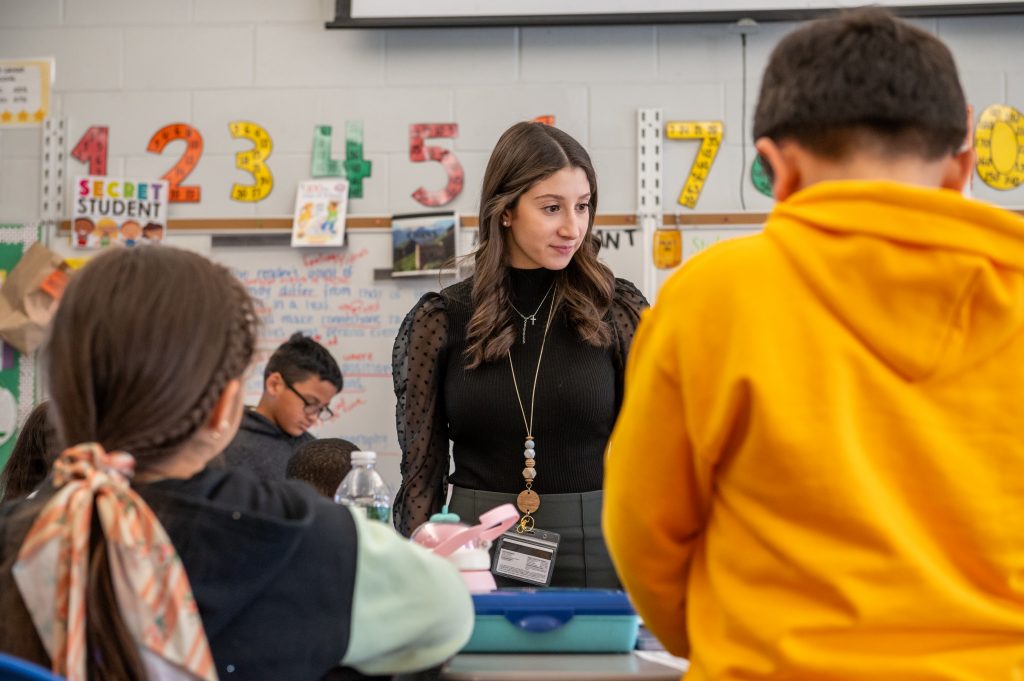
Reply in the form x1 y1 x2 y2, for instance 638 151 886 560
491 527 561 586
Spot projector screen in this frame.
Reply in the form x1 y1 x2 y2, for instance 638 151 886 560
329 0 1024 27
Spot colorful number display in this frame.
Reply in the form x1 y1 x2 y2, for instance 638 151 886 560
409 123 464 207
59 105 1024 213
70 126 109 177
229 121 273 203
311 122 373 199
343 121 373 199
974 104 1024 191
311 125 342 178
147 123 203 203
666 120 723 209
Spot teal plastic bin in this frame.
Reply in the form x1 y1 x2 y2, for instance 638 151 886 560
462 589 640 653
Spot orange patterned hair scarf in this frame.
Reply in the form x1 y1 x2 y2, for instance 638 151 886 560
12 443 218 681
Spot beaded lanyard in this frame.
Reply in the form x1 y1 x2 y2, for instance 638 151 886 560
508 291 556 533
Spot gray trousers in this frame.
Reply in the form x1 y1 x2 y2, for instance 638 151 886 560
448 486 621 589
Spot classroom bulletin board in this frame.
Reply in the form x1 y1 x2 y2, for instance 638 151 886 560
0 223 43 474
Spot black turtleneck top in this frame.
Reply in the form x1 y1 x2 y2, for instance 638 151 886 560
392 268 647 535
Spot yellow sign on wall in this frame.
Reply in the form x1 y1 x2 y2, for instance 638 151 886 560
0 59 52 127
975 104 1024 191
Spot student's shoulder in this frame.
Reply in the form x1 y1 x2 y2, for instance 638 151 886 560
141 466 344 527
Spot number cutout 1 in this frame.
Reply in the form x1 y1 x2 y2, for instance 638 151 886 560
70 126 109 176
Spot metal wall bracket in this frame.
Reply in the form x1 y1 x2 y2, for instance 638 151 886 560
637 108 663 302
40 117 67 230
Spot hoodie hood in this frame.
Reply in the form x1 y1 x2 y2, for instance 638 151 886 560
767 181 1024 381
240 408 289 438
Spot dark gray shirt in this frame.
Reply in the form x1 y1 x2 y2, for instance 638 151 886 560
222 409 314 482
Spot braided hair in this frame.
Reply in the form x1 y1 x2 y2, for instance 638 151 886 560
45 246 257 467
18 246 259 680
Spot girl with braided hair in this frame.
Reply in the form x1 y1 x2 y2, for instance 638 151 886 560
0 246 472 681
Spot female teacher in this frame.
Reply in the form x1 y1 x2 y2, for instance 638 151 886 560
393 121 647 588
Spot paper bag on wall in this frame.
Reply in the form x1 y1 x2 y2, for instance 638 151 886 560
0 242 70 354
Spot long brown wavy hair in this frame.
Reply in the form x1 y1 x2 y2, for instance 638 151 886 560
3 246 256 679
465 121 615 369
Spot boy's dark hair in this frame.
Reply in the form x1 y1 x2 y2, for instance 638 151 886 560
286 438 359 498
753 8 967 161
0 401 58 501
264 332 343 391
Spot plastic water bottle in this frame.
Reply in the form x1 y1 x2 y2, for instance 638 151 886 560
334 451 392 523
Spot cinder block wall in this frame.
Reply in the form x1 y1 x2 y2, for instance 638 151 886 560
1 0 1023 222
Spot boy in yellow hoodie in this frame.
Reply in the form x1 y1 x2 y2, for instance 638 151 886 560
605 9 1024 681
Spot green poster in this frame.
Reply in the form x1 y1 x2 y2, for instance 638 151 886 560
0 224 42 473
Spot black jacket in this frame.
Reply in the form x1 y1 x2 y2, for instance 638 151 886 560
1 469 473 680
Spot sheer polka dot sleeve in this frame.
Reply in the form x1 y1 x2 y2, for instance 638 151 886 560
392 292 450 536
610 278 650 412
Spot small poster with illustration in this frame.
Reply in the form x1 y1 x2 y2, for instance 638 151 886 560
291 179 349 247
72 176 168 249
391 211 458 277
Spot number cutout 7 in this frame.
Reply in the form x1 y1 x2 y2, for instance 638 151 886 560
665 121 723 209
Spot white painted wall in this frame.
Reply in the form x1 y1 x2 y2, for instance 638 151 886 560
3 0 1024 488
2 0 1023 224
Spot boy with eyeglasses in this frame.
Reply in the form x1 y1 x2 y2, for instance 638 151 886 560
222 332 344 481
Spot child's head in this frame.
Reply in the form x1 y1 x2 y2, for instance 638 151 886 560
0 401 58 500
753 8 971 198
142 222 164 241
286 438 359 497
45 246 257 469
259 334 343 437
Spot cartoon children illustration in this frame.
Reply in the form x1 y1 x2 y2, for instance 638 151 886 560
73 218 95 248
95 218 118 247
142 222 165 243
120 220 142 247
297 202 314 240
321 201 339 235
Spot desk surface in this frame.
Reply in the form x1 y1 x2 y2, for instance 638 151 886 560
441 652 687 681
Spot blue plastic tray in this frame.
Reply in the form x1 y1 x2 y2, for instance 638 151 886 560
462 589 640 653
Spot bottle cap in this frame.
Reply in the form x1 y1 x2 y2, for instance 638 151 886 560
351 450 377 465
428 505 462 524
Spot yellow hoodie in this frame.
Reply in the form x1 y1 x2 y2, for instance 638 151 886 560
605 181 1024 681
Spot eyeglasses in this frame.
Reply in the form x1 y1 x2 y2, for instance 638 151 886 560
283 378 335 420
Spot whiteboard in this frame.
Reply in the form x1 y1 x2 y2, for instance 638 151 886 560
213 232 445 490
336 0 1024 26
210 223 760 490
352 0 1024 16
